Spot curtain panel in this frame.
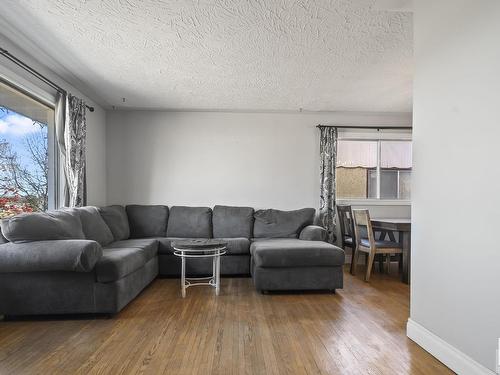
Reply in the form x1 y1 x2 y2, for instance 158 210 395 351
55 92 87 207
319 126 338 243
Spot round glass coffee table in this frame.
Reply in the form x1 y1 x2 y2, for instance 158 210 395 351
172 239 227 298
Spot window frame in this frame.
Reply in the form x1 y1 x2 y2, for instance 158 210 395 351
335 130 412 206
0 75 60 210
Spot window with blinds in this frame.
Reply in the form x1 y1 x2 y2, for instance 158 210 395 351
336 138 412 200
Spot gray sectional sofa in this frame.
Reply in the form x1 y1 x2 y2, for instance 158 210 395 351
0 205 345 316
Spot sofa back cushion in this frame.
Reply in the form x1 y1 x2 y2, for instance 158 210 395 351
0 210 85 243
98 205 130 241
253 208 316 238
71 206 114 246
126 205 169 238
166 206 212 238
212 205 254 238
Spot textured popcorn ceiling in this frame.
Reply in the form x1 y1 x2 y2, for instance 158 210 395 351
2 0 412 111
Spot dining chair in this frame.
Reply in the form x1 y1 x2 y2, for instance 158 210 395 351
351 209 403 282
337 205 356 274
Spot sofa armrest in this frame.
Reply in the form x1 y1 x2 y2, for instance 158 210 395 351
299 225 327 241
0 240 102 273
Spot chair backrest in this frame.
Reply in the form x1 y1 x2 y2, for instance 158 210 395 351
352 209 376 248
337 205 355 247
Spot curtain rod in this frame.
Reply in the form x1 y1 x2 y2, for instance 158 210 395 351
317 124 411 131
0 47 94 112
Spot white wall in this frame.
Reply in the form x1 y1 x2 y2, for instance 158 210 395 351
106 110 411 214
0 33 107 206
410 0 500 373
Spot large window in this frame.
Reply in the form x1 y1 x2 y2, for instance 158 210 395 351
336 138 412 201
0 80 56 217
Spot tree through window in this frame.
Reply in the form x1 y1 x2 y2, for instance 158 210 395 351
0 81 55 217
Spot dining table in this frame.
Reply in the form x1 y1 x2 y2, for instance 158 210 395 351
370 218 412 284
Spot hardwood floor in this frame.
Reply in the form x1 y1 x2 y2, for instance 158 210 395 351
0 266 452 375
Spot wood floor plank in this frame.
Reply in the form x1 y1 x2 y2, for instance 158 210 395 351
0 266 453 375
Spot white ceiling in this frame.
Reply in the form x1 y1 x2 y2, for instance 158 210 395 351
1 0 412 112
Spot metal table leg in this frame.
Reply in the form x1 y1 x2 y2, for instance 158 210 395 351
215 254 221 296
212 255 216 284
173 244 226 297
181 252 186 298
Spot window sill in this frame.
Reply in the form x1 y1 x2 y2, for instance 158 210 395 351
336 199 411 206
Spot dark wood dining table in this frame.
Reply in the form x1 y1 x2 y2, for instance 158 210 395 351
371 218 411 284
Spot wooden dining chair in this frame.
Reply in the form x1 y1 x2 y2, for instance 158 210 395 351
337 205 356 274
351 209 403 282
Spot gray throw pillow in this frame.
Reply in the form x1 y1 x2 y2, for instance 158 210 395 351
98 205 130 241
68 206 114 246
253 208 316 238
1 210 85 243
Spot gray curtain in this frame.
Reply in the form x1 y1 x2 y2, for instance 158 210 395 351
319 126 337 243
55 92 87 207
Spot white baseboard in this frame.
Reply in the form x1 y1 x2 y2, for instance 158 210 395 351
407 319 495 375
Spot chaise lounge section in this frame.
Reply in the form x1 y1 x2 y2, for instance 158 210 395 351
250 209 344 292
0 204 345 316
251 239 344 292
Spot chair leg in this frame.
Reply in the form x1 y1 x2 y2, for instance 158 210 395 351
398 253 403 273
365 250 376 282
377 232 386 273
349 246 356 275
351 247 359 275
378 254 384 273
386 254 391 274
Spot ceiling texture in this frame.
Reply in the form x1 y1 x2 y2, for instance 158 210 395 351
1 0 412 112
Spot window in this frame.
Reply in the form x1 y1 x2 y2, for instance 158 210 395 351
336 138 412 201
0 80 56 217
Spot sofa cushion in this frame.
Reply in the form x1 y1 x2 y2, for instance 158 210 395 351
216 238 250 255
157 237 249 255
166 206 212 238
250 239 345 267
70 206 114 246
95 247 148 283
126 205 169 238
212 205 254 238
1 210 85 243
253 208 315 238
156 237 185 254
106 239 159 261
98 205 130 241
